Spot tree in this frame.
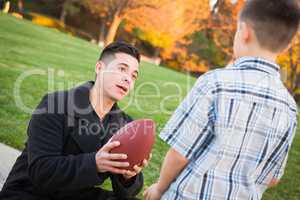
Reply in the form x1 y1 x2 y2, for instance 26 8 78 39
59 0 81 24
17 0 24 13
84 0 159 46
277 33 300 96
209 0 244 62
126 0 210 58
159 0 242 72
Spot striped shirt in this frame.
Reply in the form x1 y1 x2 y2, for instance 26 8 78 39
160 57 298 200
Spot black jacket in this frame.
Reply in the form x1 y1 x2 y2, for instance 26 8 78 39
0 81 143 200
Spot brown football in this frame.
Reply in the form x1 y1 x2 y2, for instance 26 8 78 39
110 119 155 171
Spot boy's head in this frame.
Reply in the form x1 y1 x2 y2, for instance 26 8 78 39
234 0 300 59
95 41 140 102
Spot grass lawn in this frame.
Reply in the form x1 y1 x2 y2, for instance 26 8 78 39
0 14 299 199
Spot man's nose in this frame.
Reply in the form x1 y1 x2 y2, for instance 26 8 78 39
122 75 131 85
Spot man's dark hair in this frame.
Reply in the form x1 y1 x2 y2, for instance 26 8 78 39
240 0 300 52
99 41 140 64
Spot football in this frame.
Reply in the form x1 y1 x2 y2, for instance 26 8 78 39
110 119 155 171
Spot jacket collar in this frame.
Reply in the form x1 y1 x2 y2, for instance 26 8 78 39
67 81 123 118
67 81 129 153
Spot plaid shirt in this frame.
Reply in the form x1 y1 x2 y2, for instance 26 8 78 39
160 57 298 200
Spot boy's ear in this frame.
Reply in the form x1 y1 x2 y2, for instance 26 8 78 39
240 22 252 43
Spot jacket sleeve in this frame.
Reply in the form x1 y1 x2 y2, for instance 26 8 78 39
110 173 144 198
27 94 104 192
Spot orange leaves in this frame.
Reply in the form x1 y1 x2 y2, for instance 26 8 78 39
209 0 245 60
126 0 210 49
277 33 300 93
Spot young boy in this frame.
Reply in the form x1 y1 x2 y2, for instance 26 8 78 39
144 0 300 199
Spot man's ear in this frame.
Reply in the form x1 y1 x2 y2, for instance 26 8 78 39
95 61 105 75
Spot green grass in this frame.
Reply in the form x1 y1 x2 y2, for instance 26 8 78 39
0 14 299 199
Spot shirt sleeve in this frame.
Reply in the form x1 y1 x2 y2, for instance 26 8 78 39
272 147 289 180
160 73 215 160
256 119 297 184
272 119 297 180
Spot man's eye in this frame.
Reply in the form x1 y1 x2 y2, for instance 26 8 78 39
119 66 126 72
132 75 137 81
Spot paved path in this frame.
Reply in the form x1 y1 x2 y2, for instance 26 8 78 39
0 143 21 190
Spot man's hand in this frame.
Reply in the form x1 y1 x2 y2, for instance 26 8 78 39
143 183 163 200
122 154 151 179
95 141 129 174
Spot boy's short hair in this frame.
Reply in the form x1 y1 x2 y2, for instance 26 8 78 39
240 0 300 52
99 41 140 64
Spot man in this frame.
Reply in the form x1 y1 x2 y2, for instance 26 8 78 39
144 0 300 199
0 41 148 200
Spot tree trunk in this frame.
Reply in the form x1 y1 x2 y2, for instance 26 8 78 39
60 2 68 24
2 1 10 13
154 48 160 58
104 13 122 46
18 0 24 13
98 21 106 43
131 38 137 46
212 0 222 14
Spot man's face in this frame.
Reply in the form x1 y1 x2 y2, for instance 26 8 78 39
96 53 139 102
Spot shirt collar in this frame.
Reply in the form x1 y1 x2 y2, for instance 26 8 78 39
227 56 281 78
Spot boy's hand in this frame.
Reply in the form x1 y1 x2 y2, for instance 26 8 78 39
123 154 152 179
268 178 280 188
143 183 163 200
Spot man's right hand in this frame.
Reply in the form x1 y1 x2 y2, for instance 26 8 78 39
95 141 129 174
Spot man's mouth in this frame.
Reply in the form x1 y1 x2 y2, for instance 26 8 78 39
116 84 128 93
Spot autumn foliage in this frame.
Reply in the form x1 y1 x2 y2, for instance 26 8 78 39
22 0 300 98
